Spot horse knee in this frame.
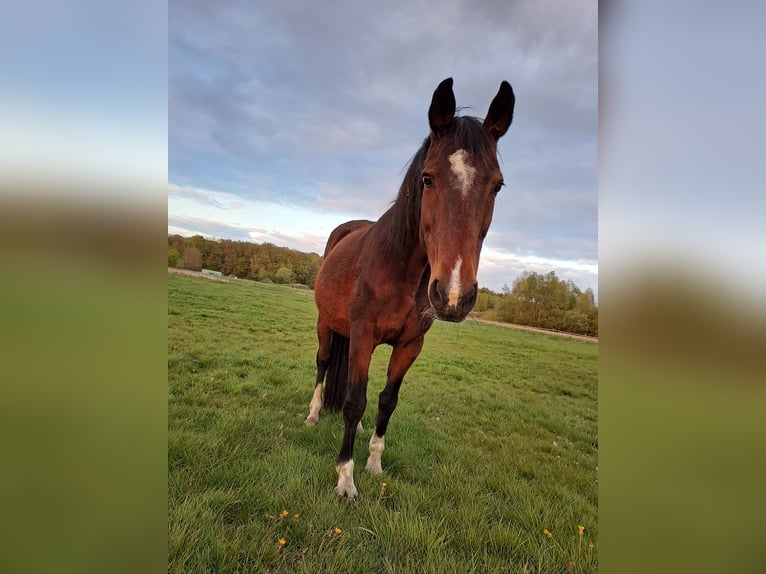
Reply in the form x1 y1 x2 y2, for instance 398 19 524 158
343 392 367 423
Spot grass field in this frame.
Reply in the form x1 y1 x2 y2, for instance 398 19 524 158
168 272 598 573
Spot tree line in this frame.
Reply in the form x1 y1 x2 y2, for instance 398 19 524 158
168 234 322 288
475 270 598 336
168 235 597 336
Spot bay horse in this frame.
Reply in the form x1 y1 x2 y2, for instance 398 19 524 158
304 78 515 499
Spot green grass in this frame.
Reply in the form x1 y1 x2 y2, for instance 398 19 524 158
168 273 598 573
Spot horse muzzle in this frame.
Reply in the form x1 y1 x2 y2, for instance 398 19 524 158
428 279 478 322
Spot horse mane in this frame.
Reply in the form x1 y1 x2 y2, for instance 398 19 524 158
382 116 497 254
384 136 429 254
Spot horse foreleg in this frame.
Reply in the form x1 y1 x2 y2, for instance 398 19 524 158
305 321 331 426
366 337 424 475
335 334 373 499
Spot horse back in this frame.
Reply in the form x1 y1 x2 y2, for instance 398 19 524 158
324 220 374 258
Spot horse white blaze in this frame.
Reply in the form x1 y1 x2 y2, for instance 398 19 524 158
335 460 357 498
304 383 323 426
366 434 385 474
447 256 463 307
448 149 476 196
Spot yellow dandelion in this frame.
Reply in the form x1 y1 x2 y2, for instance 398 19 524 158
578 525 585 534
382 482 387 488
334 527 342 535
278 538 286 547
543 529 552 538
293 513 299 520
280 509 289 518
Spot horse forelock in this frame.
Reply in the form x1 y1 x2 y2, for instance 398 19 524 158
441 115 498 170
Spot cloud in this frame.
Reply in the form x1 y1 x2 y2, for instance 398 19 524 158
168 215 254 243
168 183 245 210
251 230 326 255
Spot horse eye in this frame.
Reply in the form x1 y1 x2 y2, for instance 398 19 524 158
422 174 434 188
492 181 505 195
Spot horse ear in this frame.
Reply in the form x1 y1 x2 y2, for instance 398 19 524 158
428 77 456 135
484 81 515 140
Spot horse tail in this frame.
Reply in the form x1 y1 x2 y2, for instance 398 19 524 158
323 331 349 411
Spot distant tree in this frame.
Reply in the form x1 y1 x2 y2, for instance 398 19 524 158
203 241 223 271
495 293 518 323
486 270 598 335
292 251 322 288
579 287 599 336
235 255 251 278
251 254 266 281
221 240 246 276
475 291 489 312
589 312 598 337
182 247 202 271
184 235 207 251
168 247 181 268
167 234 326 292
564 310 590 334
274 266 294 284
168 234 185 251
477 287 497 310
256 266 273 282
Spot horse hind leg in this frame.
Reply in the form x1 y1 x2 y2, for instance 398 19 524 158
305 322 332 426
366 338 423 475
304 379 323 427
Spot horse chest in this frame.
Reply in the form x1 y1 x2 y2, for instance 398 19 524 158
350 290 411 338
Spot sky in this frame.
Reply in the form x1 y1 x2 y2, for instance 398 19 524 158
168 0 597 295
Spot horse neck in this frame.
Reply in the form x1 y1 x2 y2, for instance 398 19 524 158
373 204 428 283
369 138 430 287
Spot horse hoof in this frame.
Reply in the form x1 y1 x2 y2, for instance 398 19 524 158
335 484 358 500
304 414 319 426
335 460 357 499
356 421 364 433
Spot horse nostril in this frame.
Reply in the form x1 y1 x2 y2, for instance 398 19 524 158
429 279 445 306
463 283 478 308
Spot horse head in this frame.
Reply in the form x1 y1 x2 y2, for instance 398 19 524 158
420 78 515 322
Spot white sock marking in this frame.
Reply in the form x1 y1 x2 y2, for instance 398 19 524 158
304 384 323 426
335 460 357 498
447 257 463 307
448 149 476 196
366 434 385 474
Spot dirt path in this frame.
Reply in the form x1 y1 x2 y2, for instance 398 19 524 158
168 268 232 282
469 317 598 343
